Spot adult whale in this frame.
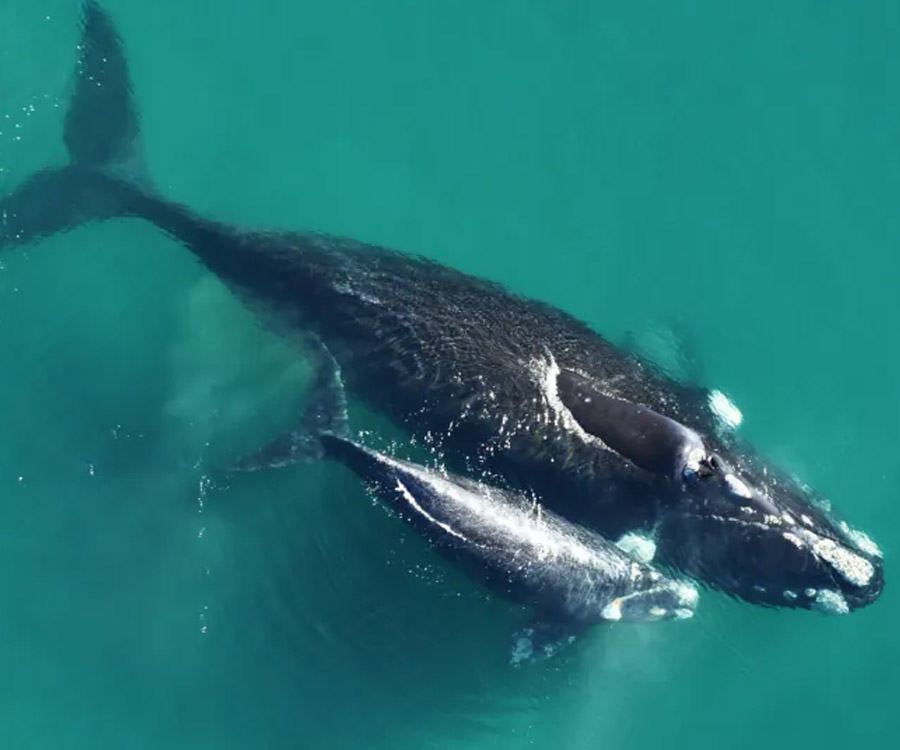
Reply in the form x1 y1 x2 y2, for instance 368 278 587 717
0 2 883 614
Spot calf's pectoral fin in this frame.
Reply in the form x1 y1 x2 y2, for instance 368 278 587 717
230 336 350 472
509 619 585 666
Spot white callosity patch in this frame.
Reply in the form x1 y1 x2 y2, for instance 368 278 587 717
791 528 875 588
724 473 753 499
600 598 623 621
615 532 657 564
628 562 643 582
709 389 743 429
814 589 850 615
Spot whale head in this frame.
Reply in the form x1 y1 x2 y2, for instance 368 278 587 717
600 578 700 622
654 451 884 614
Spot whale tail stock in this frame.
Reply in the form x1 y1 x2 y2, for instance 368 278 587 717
0 2 150 252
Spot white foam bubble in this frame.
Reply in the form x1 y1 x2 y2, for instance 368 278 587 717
510 629 535 665
394 478 470 543
810 536 875 588
676 582 700 608
839 521 882 558
709 389 743 429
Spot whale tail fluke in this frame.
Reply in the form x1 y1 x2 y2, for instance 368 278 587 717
0 2 149 252
64 2 145 178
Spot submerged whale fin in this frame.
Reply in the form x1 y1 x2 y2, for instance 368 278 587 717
1 2 147 252
510 619 584 666
231 338 350 472
620 318 706 386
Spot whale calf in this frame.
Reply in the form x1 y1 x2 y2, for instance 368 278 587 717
318 430 699 659
0 2 884 614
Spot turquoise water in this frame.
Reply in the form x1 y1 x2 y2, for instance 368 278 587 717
1 1 898 747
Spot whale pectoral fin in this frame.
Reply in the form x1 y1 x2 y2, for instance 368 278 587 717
509 620 585 666
230 429 325 471
230 338 350 472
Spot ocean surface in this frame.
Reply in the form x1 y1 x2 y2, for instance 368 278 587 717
1 1 897 748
